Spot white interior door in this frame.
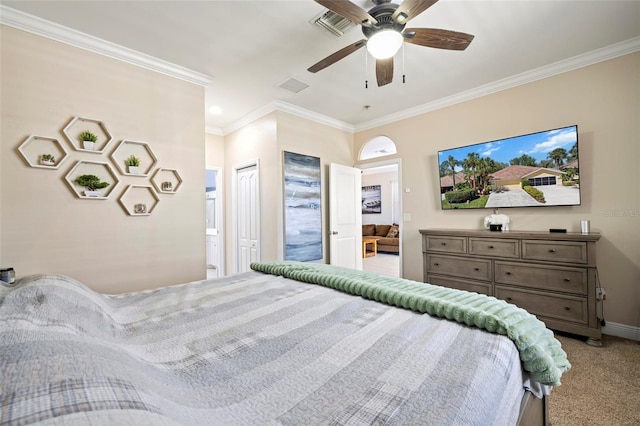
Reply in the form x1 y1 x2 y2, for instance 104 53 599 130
329 163 362 270
236 164 259 272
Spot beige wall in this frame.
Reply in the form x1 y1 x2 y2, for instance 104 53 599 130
0 26 206 293
221 111 353 272
223 113 278 273
276 111 354 261
355 52 640 329
205 132 225 168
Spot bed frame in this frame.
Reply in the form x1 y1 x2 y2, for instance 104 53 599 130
518 392 549 426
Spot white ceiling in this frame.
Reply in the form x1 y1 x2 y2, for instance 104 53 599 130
2 0 639 135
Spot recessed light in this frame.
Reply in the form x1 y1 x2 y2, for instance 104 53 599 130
209 106 222 115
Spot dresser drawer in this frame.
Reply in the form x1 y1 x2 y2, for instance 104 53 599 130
495 261 588 295
426 254 491 281
423 236 466 254
522 240 587 264
427 274 492 296
495 286 588 324
469 238 520 258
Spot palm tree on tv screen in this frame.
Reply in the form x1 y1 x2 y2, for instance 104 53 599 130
446 155 459 188
463 152 481 189
548 148 568 167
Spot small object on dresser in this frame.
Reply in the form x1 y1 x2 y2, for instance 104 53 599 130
489 224 502 232
549 228 567 233
580 220 590 234
0 267 15 284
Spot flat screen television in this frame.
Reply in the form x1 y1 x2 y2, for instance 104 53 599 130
438 125 580 210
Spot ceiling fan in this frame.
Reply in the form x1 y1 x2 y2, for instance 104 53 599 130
308 0 474 86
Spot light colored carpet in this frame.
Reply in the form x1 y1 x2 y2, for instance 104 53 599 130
549 333 640 425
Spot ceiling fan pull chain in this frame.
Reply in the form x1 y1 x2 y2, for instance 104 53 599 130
364 48 369 89
402 43 406 84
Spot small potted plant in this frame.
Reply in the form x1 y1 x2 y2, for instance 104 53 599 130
161 181 173 192
40 154 55 166
79 130 98 150
125 155 141 174
74 174 110 197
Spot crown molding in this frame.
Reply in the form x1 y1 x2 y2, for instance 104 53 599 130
4 3 636 134
0 5 213 87
353 36 640 132
273 100 354 133
222 100 354 136
205 127 224 136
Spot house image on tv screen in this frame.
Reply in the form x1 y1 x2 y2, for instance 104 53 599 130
490 165 565 190
437 125 581 209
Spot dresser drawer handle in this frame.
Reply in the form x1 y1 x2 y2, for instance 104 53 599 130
441 242 447 246
505 271 512 275
488 245 494 249
564 278 571 282
474 267 480 271
549 249 556 253
506 297 513 302
433 262 439 266
564 307 571 311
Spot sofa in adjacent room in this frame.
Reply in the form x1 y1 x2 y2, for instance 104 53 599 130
362 224 400 254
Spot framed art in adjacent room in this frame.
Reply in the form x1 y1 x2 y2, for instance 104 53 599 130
283 151 322 262
362 185 381 214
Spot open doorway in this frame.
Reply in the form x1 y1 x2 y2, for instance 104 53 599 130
358 135 401 278
360 162 401 278
206 168 223 279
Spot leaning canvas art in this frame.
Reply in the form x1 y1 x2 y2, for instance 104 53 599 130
283 151 322 262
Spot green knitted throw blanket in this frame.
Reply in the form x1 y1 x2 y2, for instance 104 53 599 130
250 261 570 386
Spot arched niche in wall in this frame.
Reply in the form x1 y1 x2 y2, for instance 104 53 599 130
359 135 397 160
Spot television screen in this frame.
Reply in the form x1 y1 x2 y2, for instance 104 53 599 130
438 125 580 210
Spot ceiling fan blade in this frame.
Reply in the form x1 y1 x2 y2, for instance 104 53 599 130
404 28 474 50
308 39 367 73
392 0 439 24
376 58 394 87
314 0 377 26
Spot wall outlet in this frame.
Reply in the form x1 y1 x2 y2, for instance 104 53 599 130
596 288 606 301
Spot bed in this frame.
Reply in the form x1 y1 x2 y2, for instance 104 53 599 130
0 261 569 425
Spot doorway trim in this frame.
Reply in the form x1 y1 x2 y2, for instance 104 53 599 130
232 159 261 273
206 167 224 277
357 158 403 277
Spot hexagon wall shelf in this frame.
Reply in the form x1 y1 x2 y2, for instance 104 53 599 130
151 168 183 194
17 135 69 169
62 116 113 153
119 185 160 216
64 160 120 199
111 140 158 177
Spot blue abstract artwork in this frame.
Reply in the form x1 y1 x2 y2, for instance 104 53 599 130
283 151 322 262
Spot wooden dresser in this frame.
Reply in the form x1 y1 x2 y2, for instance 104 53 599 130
419 228 602 345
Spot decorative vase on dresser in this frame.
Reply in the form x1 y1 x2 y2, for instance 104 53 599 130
419 228 602 346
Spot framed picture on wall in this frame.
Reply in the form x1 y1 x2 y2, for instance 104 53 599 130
362 185 381 214
283 151 322 262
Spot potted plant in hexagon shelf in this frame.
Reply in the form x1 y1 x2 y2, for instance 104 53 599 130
79 130 98 150
125 155 141 174
74 174 110 197
40 154 55 166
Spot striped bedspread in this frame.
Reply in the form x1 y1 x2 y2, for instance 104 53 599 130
2 272 530 425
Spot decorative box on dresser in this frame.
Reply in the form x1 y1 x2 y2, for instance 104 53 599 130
419 229 602 346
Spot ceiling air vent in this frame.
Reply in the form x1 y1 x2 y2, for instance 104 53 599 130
312 9 356 37
278 77 309 94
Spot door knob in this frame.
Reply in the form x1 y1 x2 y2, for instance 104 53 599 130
331 231 338 235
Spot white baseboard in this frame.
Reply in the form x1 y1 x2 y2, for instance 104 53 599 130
602 322 640 341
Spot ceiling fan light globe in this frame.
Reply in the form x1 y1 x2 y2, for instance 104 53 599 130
366 30 403 59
